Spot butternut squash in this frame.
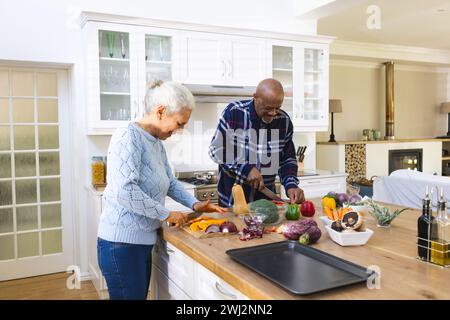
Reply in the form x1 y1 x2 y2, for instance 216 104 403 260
232 183 248 215
190 219 228 232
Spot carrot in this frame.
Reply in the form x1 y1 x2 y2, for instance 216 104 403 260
332 208 340 221
324 207 334 220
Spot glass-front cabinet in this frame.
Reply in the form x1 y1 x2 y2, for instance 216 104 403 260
83 19 330 134
270 42 329 132
98 30 131 121
84 23 178 134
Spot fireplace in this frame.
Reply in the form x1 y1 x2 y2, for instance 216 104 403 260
388 149 423 174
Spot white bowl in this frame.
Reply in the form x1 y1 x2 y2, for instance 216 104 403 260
319 215 333 226
325 225 374 246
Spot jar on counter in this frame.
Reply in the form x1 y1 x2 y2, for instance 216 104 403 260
91 156 106 186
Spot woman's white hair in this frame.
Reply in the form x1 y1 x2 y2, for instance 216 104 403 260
144 80 195 115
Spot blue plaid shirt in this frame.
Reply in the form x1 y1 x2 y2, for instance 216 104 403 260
209 99 299 207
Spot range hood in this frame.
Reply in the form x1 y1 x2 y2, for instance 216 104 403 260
183 84 255 103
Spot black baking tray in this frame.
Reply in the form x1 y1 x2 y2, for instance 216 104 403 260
226 241 372 295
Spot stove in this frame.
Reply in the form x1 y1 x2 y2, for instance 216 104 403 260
177 171 219 203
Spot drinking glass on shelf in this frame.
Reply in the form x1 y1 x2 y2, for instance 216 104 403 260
120 33 126 59
99 32 103 57
161 37 171 61
149 37 162 61
122 68 129 89
106 32 115 58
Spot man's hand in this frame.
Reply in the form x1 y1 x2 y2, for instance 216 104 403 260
247 167 265 191
165 211 188 228
193 199 228 214
287 188 305 204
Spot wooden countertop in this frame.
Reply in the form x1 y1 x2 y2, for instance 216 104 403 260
317 138 448 145
162 199 450 300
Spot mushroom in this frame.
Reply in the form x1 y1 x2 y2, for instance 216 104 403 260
341 211 363 230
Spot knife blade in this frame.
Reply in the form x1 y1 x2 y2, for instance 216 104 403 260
260 186 286 202
186 211 204 221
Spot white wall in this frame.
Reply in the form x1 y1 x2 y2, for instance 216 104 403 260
317 61 449 142
0 0 318 278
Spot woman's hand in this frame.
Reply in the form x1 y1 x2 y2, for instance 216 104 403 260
193 200 228 214
165 211 188 227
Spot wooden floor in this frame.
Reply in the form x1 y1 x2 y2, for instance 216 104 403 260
0 273 100 300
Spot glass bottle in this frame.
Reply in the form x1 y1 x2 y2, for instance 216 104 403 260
430 188 449 266
418 186 434 261
91 156 105 186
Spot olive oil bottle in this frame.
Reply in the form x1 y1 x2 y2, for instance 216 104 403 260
430 188 449 266
418 186 434 261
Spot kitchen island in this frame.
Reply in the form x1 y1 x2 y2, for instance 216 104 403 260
155 198 450 300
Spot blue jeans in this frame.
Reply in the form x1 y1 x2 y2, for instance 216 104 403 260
97 238 153 300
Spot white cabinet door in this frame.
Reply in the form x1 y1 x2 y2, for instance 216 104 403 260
135 27 182 120
181 32 228 85
228 38 266 86
86 188 109 299
194 263 249 300
84 22 141 135
269 41 302 126
295 43 329 131
268 41 329 132
153 241 195 297
152 264 191 300
181 32 266 86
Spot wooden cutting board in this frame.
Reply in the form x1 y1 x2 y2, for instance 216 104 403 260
182 212 244 239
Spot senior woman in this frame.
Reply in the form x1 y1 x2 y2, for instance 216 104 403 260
97 80 226 300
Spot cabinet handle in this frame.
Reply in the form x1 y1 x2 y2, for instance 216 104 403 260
214 281 237 299
166 248 175 254
306 180 322 184
221 60 226 77
227 60 232 78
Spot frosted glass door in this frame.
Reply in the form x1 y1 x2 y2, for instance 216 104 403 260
99 30 131 121
0 68 71 281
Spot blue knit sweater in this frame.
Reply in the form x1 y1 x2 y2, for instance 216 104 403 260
97 122 198 245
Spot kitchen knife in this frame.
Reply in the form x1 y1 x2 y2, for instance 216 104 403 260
260 186 286 202
186 211 204 221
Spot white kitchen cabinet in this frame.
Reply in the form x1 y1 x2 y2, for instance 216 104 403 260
86 186 109 299
194 263 249 300
280 172 347 199
83 22 180 134
269 41 329 132
180 31 266 86
152 241 195 297
151 264 192 300
152 239 249 300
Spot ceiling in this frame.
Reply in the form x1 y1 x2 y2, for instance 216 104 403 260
316 0 450 50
